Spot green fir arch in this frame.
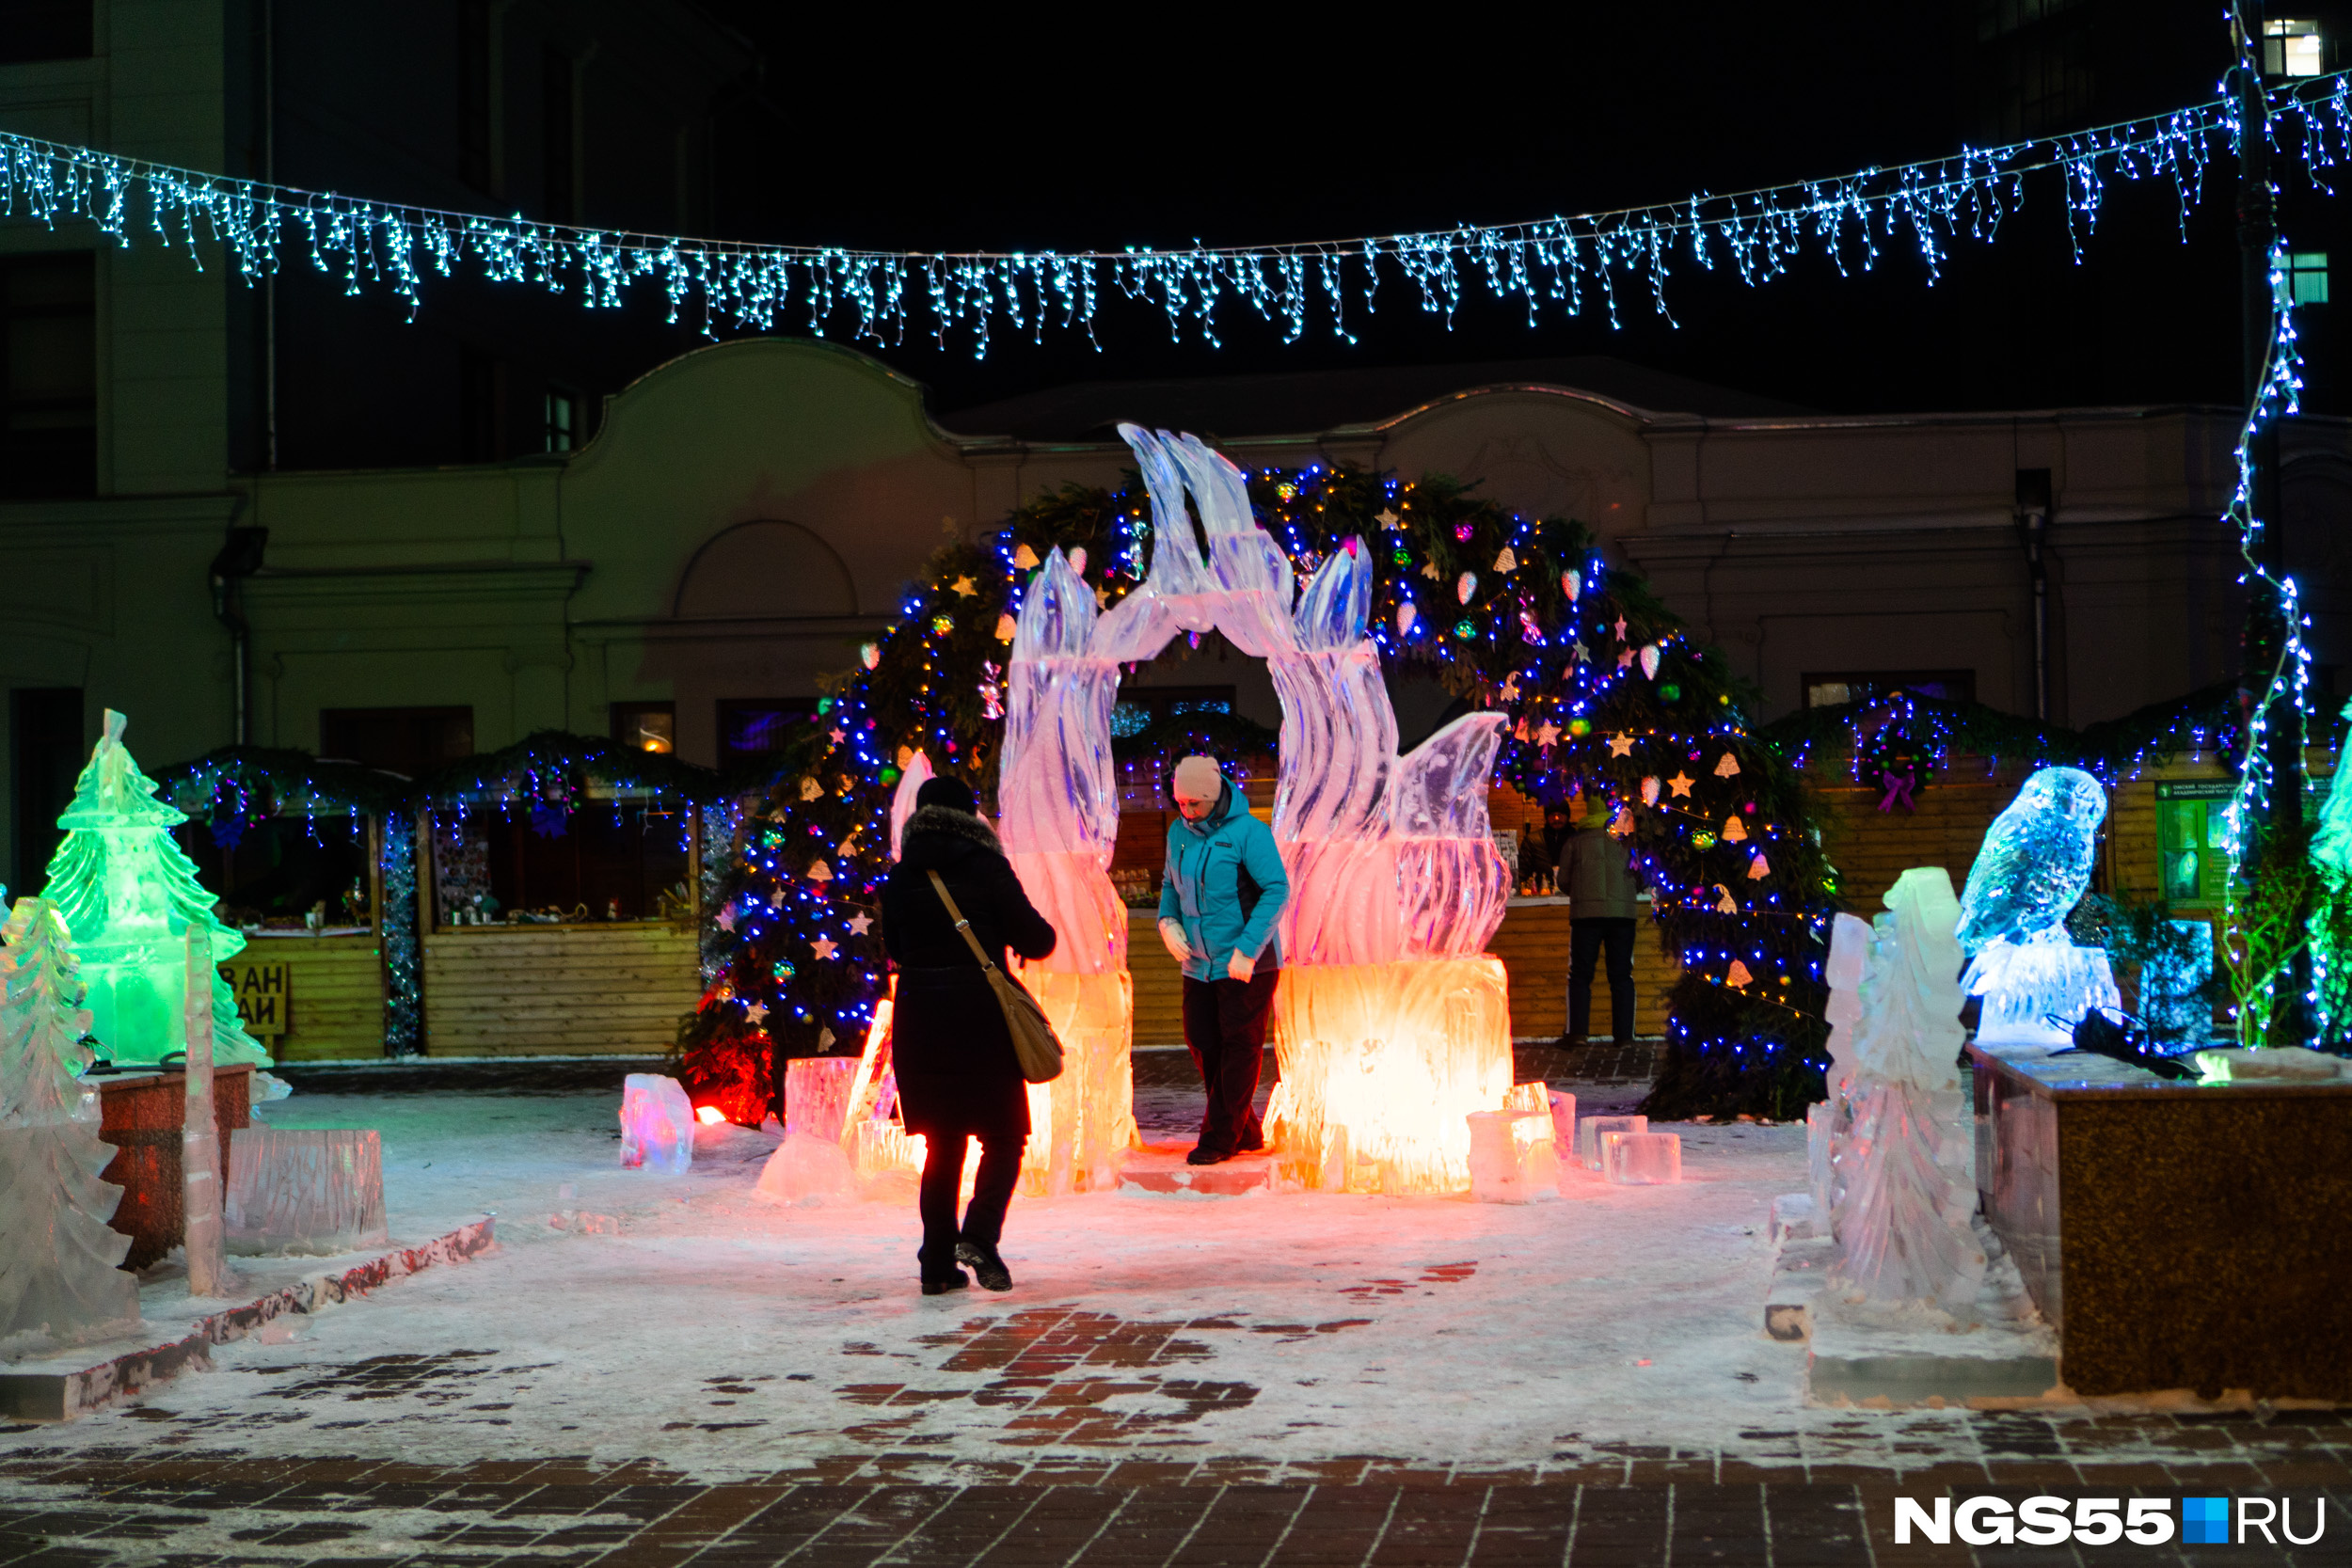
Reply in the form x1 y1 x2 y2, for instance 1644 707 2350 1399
680 463 1839 1124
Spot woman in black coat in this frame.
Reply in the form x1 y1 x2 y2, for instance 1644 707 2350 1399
880 775 1057 1294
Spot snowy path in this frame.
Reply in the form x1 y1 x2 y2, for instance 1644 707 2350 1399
4 1088 2045 1481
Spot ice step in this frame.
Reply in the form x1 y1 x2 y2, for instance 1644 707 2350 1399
1119 1141 1275 1197
1766 1234 1837 1343
1768 1191 1823 1243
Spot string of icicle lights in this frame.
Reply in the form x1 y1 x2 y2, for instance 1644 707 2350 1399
3 73 2350 356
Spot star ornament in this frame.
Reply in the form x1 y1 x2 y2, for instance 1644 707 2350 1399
1376 508 1399 527
1667 772 1694 797
1535 721 1562 747
1607 733 1636 757
951 576 978 597
1613 615 1629 641
812 937 839 960
745 1001 769 1023
715 905 736 932
1616 648 1636 672
847 912 874 936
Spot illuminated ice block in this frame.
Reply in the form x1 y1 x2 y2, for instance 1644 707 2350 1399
1263 956 1514 1195
1579 1114 1647 1170
225 1128 388 1256
619 1073 693 1175
36 711 267 1069
0 897 138 1347
1547 1089 1577 1157
181 926 232 1298
784 1055 861 1142
755 1132 857 1205
1964 928 2121 1050
1601 1131 1680 1185
1010 966 1136 1196
1466 1109 1558 1202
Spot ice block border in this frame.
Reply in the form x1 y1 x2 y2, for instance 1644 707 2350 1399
0 1215 496 1422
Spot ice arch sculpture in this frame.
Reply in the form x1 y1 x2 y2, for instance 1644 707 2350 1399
996 426 1514 1192
1957 767 2120 1051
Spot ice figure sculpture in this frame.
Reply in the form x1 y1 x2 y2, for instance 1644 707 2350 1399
1958 767 2120 1051
0 898 138 1348
225 1128 389 1256
40 711 268 1069
1807 913 1874 1233
1826 867 1987 1325
980 425 1514 1194
619 1073 694 1175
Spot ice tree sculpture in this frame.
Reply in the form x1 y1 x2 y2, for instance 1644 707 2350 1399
1956 767 2119 1050
1826 867 1987 1325
977 426 1512 1193
0 898 138 1347
41 711 267 1069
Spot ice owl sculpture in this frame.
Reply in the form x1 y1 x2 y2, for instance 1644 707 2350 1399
1957 766 2120 1050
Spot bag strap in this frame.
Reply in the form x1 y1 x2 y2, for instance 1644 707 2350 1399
928 870 1002 976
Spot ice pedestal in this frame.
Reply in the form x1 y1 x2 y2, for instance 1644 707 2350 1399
1963 930 2121 1051
225 1128 388 1255
1578 1114 1647 1170
1466 1109 1559 1202
619 1074 693 1175
756 1132 857 1205
784 1056 860 1141
1263 956 1513 1195
1601 1131 1681 1185
1010 966 1136 1196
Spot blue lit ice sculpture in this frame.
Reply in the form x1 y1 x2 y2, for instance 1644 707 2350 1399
1956 767 2121 1051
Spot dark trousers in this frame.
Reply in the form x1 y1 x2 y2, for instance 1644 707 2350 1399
1568 917 1637 1044
1180 964 1279 1155
916 1127 1023 1282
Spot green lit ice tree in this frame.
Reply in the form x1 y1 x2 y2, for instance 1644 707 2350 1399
0 897 137 1345
41 710 266 1068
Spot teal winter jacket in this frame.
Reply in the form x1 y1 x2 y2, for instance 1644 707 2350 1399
1157 781 1290 980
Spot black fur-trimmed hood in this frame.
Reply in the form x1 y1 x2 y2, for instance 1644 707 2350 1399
899 803 1003 868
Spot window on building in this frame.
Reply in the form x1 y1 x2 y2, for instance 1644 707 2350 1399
1 252 98 499
2265 18 2326 78
460 0 499 193
2290 252 2330 306
319 707 476 780
434 797 690 927
1803 672 1978 709
544 386 579 452
176 815 373 930
717 700 817 771
0 1 92 63
10 688 82 895
612 701 675 754
543 44 578 222
459 346 507 461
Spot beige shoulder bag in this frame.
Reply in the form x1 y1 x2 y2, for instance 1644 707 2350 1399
927 870 1065 1084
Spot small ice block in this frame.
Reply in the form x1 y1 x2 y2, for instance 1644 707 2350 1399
756 1132 857 1205
784 1056 861 1141
1465 1111 1528 1202
1601 1131 1680 1185
1578 1113 1647 1170
620 1073 694 1175
1546 1090 1576 1155
226 1128 389 1256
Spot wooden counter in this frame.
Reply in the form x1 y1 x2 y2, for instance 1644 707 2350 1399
94 1065 253 1270
235 930 387 1060
421 922 701 1055
1971 1043 2352 1401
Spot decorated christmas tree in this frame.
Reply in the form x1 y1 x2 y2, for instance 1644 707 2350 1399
0 897 138 1347
41 710 266 1069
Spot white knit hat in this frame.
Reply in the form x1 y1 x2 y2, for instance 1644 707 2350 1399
1172 754 1223 801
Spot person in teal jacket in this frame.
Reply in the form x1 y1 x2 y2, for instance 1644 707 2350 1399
1157 754 1290 1165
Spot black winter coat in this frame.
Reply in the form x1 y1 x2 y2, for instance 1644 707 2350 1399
881 806 1057 1129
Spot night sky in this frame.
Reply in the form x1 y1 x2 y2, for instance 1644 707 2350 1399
694 2 2352 419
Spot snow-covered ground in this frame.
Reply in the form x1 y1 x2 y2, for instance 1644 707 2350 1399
4 1083 2014 1479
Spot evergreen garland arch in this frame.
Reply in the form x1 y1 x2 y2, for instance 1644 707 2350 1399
680 464 1838 1124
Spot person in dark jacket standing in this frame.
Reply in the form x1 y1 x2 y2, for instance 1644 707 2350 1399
1559 800 1644 1047
1157 755 1290 1166
881 775 1057 1295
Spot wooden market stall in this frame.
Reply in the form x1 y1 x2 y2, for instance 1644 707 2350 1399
154 750 403 1061
413 735 717 1057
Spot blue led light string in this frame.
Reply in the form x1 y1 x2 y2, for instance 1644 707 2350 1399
3 75 2348 356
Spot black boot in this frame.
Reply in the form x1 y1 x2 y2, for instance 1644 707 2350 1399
955 1241 1012 1291
921 1269 969 1296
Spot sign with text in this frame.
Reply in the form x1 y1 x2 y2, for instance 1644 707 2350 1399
216 958 289 1037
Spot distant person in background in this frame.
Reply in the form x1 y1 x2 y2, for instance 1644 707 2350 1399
1158 755 1290 1166
882 775 1058 1295
1560 800 1642 1047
